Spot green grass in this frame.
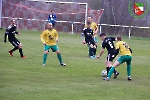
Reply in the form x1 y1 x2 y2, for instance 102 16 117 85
0 28 150 100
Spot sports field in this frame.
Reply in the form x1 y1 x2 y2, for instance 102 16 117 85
0 29 150 100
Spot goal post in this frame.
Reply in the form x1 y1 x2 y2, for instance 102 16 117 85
29 0 88 24
2 0 106 34
2 0 88 32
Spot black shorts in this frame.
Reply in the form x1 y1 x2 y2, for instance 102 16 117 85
9 38 20 47
86 40 95 46
107 52 116 61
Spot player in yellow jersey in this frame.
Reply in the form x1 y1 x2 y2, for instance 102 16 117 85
40 23 66 66
85 16 98 57
103 35 132 81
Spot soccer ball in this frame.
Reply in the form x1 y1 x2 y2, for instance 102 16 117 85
101 70 107 77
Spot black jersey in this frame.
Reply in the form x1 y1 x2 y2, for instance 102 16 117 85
102 37 116 53
4 25 18 42
83 28 94 42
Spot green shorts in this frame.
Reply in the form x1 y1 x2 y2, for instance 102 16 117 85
44 45 59 52
117 55 132 65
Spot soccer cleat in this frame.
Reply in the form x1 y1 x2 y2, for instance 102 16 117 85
90 56 95 59
93 55 96 58
42 64 45 66
60 63 66 66
127 76 132 81
103 77 110 81
114 72 119 79
8 50 13 56
21 56 26 58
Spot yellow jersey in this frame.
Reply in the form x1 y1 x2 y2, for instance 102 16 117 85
116 41 132 56
40 29 58 46
85 22 98 37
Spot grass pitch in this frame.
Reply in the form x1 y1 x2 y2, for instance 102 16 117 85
0 29 150 100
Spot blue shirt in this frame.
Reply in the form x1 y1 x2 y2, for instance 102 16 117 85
48 14 57 25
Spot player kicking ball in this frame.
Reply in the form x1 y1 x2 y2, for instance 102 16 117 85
40 23 66 66
103 35 132 81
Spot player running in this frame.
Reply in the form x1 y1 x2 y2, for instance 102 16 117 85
97 33 119 78
82 22 97 59
103 35 132 81
4 19 26 58
40 23 66 66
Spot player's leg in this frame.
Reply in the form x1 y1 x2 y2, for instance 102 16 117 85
18 43 26 58
126 56 132 80
52 45 66 66
103 56 123 81
107 60 120 79
86 42 92 57
8 40 19 56
106 53 119 78
93 37 98 56
89 44 95 58
42 45 50 66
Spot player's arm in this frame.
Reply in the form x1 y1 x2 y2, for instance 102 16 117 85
110 37 116 41
4 30 8 43
81 28 86 44
97 48 105 58
129 48 132 53
91 30 94 39
40 32 46 44
55 31 58 42
97 41 105 58
94 23 98 35
54 14 57 22
13 25 20 35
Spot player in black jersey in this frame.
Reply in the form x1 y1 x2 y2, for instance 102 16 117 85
4 19 26 58
97 33 119 78
82 22 96 58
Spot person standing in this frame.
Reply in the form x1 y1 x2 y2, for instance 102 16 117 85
97 33 119 78
82 22 96 58
48 11 57 27
103 35 132 81
85 16 98 57
40 23 66 66
4 19 26 58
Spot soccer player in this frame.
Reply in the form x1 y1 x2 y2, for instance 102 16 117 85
48 11 57 27
82 22 96 59
97 33 119 78
103 35 132 81
4 19 26 58
40 23 66 66
85 16 98 57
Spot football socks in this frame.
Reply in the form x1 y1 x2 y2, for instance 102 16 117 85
43 54 47 64
57 54 62 64
19 48 23 57
108 67 115 78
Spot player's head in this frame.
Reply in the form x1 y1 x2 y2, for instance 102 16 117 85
87 22 91 28
87 16 92 22
116 35 122 41
10 19 16 25
100 33 106 40
46 23 53 30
